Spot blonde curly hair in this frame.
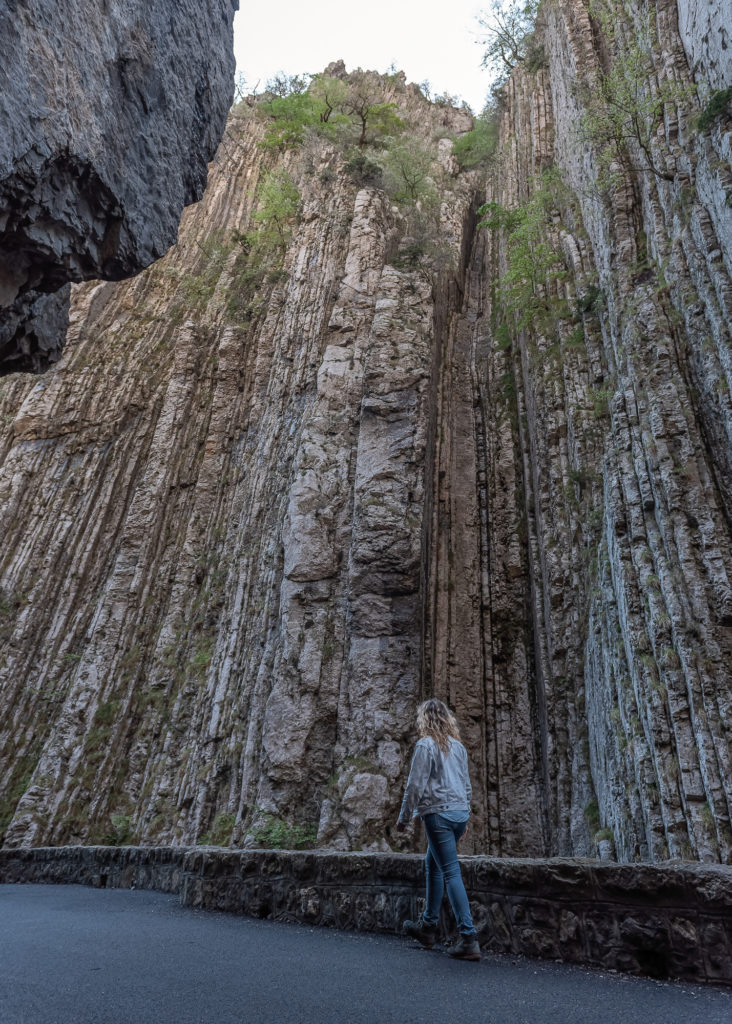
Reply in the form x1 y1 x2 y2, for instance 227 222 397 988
416 698 460 754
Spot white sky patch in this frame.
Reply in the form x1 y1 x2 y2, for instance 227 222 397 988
233 0 492 114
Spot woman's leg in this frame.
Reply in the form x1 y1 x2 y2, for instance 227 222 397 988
423 815 475 936
422 842 444 927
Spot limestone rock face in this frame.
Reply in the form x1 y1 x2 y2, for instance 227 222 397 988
677 0 731 90
0 0 238 373
497 0 732 861
0 4 731 865
0 79 486 854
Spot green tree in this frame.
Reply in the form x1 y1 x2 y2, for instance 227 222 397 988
340 71 405 147
379 137 437 204
247 170 301 256
258 91 322 150
308 74 350 124
258 74 373 150
477 1 540 78
264 72 311 97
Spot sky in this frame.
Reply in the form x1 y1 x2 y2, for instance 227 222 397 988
232 0 492 114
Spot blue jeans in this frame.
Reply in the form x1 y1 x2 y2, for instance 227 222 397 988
422 813 476 936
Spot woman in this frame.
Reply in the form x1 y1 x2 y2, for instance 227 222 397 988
396 698 480 961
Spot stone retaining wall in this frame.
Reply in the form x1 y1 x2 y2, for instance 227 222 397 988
1 846 730 986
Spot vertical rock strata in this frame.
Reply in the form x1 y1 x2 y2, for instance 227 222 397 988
0 84 483 852
1 0 731 865
424 0 731 859
470 0 732 860
0 0 238 373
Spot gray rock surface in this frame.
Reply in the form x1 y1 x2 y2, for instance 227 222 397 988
677 0 732 92
0 0 238 373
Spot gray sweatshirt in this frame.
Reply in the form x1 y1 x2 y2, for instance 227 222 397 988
398 736 472 824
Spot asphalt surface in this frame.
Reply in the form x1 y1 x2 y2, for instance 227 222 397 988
1 884 730 1024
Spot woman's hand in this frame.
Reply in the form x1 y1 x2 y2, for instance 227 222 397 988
395 821 407 833
458 823 469 843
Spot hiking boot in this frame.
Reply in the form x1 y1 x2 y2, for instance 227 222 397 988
447 935 481 961
403 917 437 949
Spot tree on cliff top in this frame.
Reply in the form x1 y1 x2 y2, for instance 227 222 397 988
338 71 405 148
257 69 404 151
477 0 540 77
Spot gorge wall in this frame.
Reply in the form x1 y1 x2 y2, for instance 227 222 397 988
1 0 730 866
0 0 238 373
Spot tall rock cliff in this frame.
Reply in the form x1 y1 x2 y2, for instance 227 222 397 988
0 0 238 373
1 1 730 863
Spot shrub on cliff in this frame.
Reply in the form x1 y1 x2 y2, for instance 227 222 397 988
697 86 732 131
379 136 437 205
104 813 134 846
344 150 383 186
452 105 499 169
247 170 301 255
224 170 301 325
247 813 317 849
198 812 237 847
478 167 567 330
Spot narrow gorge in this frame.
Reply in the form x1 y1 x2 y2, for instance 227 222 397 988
1 0 730 868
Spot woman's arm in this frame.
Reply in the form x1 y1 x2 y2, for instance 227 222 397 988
396 742 433 825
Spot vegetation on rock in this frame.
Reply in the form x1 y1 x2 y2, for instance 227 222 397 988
252 71 404 152
578 3 697 186
478 166 567 331
697 86 732 131
452 106 499 168
247 814 318 850
477 0 541 77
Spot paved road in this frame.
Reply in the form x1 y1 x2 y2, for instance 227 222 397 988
1 884 730 1024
